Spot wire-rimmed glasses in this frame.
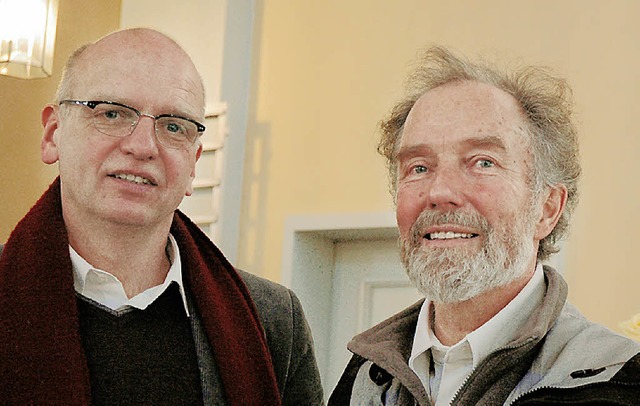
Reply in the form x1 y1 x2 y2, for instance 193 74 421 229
59 100 206 150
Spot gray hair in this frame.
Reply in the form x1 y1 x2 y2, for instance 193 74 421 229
379 46 581 261
55 44 90 102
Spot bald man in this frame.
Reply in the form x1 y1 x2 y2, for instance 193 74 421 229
0 29 323 405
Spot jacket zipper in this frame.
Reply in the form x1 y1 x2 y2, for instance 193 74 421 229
508 385 559 405
449 337 538 405
508 378 640 404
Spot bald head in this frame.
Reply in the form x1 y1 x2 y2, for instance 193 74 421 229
56 28 205 118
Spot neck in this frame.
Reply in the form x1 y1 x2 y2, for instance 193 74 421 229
64 211 173 299
432 268 535 346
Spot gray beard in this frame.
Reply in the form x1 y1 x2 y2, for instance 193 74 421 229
400 208 536 303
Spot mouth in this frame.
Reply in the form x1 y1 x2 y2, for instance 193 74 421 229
108 173 157 186
424 231 479 240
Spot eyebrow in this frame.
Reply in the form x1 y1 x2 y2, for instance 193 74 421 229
463 135 507 152
396 144 433 162
397 135 508 161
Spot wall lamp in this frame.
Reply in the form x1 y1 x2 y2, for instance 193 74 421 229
0 0 59 79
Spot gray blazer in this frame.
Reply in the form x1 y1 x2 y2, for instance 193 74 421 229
239 270 324 405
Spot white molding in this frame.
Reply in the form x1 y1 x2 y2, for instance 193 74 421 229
281 211 398 398
281 212 397 287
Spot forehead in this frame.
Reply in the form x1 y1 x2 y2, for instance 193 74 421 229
71 32 204 117
400 81 529 152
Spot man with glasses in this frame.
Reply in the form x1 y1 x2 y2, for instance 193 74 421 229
0 28 323 405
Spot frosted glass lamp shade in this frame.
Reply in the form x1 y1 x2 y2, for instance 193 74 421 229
0 0 59 79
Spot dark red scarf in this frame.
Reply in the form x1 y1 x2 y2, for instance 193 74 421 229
0 178 281 405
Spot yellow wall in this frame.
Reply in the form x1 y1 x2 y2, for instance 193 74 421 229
241 0 640 332
0 0 121 242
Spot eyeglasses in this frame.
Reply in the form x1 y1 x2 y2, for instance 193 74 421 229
59 100 206 150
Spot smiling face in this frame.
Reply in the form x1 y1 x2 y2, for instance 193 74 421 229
41 29 204 230
396 80 545 302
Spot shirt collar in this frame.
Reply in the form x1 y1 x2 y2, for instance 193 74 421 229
70 233 190 315
466 263 545 366
410 263 545 369
409 299 436 371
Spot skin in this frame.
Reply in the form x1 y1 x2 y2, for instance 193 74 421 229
396 80 567 345
40 29 204 298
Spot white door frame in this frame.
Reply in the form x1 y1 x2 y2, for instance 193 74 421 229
281 212 398 395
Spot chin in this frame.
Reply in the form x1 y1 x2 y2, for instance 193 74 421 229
99 206 160 227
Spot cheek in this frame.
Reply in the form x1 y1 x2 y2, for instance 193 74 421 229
168 154 198 189
396 187 425 237
471 183 532 226
57 137 96 173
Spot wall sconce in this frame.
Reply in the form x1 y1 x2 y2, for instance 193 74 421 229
0 0 59 79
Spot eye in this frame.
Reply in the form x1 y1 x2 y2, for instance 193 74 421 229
93 104 132 122
165 122 184 134
103 110 119 120
402 164 428 180
413 165 428 174
475 159 495 169
399 157 432 181
158 118 193 138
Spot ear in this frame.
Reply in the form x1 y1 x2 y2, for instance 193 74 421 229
534 184 568 241
41 104 61 164
185 143 203 197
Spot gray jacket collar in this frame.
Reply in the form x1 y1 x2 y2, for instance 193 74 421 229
347 266 640 404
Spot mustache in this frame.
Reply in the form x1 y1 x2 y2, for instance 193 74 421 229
408 210 491 242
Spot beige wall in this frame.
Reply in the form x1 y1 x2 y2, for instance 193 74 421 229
1 0 637 333
0 0 121 242
240 0 640 332
120 0 226 109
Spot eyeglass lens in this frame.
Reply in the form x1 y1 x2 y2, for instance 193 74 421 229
90 103 199 149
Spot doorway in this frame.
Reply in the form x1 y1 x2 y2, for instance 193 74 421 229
281 212 421 396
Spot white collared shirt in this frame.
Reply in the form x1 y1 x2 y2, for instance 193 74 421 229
70 234 189 315
408 264 545 405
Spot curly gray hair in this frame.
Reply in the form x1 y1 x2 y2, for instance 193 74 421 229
379 46 581 261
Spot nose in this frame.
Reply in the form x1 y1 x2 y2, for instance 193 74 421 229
119 115 159 160
426 168 465 210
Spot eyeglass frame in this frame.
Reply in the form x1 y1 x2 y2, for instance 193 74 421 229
58 99 206 149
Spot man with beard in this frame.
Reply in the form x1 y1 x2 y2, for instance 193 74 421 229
329 46 640 405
